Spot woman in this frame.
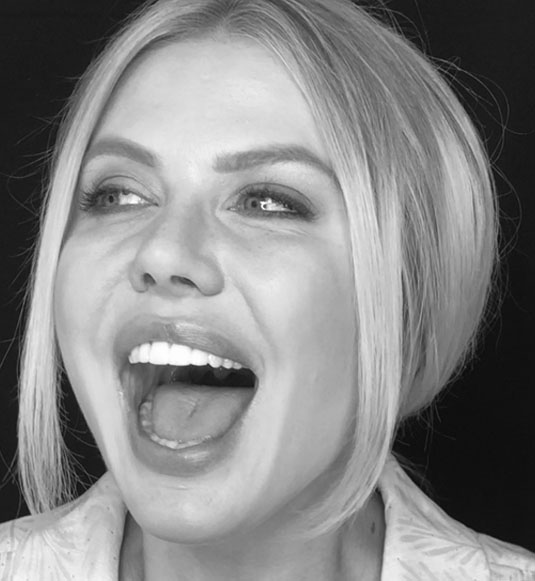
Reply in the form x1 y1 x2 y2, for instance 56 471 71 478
1 0 534 578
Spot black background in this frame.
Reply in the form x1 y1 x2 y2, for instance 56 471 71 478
0 0 534 552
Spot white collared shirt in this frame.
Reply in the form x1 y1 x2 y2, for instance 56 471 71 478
1 456 533 580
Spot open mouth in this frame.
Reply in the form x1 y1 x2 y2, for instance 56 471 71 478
124 341 257 450
155 362 256 389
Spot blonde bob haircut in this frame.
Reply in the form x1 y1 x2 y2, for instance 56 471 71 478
19 0 497 539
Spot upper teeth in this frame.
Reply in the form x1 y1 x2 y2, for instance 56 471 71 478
128 341 243 370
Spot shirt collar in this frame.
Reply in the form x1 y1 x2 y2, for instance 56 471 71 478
378 455 490 579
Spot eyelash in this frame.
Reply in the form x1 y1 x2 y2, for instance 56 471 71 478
231 185 314 220
78 183 315 220
78 184 147 213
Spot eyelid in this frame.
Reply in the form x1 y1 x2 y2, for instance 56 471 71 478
78 176 155 213
229 182 317 219
79 159 158 195
104 182 150 200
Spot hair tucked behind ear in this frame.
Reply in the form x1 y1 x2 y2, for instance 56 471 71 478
18 0 496 540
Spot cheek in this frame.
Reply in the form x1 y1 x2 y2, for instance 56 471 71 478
55 259 94 389
236 234 354 364
53 239 123 442
232 234 356 463
54 242 91 355
54 233 125 347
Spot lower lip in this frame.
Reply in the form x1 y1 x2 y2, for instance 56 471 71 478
125 390 252 478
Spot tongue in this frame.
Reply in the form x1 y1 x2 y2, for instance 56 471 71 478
150 383 253 443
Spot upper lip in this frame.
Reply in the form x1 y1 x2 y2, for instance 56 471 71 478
113 315 261 374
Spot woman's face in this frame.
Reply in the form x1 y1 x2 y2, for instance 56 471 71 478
54 37 356 542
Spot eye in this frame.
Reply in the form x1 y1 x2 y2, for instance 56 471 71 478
229 184 315 220
79 183 150 213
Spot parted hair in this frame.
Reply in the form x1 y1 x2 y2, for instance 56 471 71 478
18 0 497 539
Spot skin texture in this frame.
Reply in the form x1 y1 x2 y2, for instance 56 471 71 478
54 38 384 580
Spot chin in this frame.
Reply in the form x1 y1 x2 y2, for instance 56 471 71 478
121 471 260 544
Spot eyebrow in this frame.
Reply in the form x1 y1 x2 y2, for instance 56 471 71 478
214 145 335 180
83 138 335 181
84 138 158 168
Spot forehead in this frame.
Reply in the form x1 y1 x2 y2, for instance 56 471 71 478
92 37 326 163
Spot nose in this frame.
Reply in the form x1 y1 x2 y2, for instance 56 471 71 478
128 208 224 298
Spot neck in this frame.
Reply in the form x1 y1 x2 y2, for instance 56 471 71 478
119 493 384 581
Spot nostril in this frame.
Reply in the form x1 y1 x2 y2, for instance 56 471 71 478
170 275 196 287
142 273 156 287
140 273 196 288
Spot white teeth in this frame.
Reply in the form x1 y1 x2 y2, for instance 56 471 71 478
128 341 245 370
148 342 170 365
169 344 191 366
208 353 223 368
149 432 213 450
129 345 140 363
139 343 150 363
190 349 209 366
139 400 153 431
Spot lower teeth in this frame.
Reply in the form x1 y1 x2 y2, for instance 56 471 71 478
138 399 213 450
